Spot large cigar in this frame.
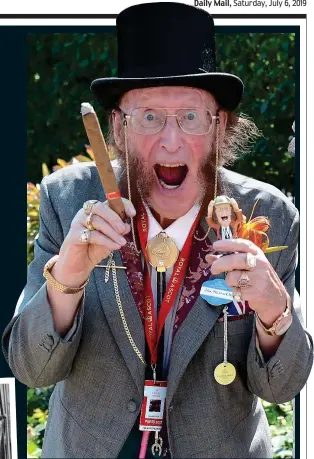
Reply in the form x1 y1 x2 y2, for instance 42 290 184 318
81 103 126 222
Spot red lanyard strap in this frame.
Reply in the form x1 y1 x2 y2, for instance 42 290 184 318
137 203 201 365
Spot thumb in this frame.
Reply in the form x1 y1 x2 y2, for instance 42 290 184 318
122 197 137 218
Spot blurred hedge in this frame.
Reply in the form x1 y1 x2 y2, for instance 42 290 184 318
27 31 295 193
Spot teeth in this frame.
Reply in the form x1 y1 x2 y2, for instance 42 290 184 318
158 163 186 167
159 180 180 190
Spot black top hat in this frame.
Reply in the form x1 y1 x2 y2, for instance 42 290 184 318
91 2 243 111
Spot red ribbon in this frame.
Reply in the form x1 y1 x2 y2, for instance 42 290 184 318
137 203 201 365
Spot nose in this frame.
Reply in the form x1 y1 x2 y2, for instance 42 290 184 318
159 115 183 154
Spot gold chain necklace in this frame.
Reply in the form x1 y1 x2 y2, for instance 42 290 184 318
106 253 146 365
194 118 220 241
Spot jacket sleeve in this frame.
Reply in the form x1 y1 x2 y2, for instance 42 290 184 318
247 204 313 403
2 176 85 388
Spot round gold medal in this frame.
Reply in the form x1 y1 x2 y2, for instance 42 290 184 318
214 362 236 385
146 232 179 272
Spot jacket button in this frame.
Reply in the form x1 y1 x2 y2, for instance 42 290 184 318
43 334 54 345
127 400 137 413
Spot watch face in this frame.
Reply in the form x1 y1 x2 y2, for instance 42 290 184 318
275 315 293 336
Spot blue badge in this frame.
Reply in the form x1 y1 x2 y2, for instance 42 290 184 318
200 278 233 306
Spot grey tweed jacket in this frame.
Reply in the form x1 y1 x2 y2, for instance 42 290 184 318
2 163 313 458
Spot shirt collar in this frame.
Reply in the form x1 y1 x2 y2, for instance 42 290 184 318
143 202 200 251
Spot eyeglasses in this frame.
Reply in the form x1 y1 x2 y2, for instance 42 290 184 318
121 107 219 135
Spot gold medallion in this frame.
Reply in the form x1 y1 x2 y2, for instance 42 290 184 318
146 232 179 272
214 362 236 385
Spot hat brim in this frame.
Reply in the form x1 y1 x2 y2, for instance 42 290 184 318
91 73 243 112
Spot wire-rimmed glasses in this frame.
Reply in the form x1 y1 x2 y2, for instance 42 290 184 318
122 107 219 135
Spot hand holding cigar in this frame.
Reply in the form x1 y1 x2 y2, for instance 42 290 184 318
81 103 127 222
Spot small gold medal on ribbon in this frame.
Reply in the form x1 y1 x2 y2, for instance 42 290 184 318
146 232 179 272
213 306 236 385
214 362 236 385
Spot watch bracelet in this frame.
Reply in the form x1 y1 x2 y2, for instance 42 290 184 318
43 255 89 294
255 295 292 336
255 313 276 336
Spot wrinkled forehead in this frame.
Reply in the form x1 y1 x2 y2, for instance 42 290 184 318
119 86 218 111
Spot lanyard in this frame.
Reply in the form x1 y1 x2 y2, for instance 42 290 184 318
137 203 201 367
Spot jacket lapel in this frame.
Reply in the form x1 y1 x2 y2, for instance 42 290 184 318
92 250 146 396
166 218 222 406
167 296 222 407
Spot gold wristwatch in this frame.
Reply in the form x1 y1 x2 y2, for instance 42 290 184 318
256 295 292 336
43 255 89 294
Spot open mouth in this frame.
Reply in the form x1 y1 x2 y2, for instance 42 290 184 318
154 163 188 190
221 216 229 221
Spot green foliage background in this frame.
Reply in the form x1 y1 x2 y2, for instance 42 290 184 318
26 30 296 458
27 30 296 194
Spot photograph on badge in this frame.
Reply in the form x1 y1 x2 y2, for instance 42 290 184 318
0 379 18 459
1 4 310 459
148 400 162 414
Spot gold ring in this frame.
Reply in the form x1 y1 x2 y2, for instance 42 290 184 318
85 213 95 231
79 229 91 243
233 287 242 302
245 252 257 270
237 272 251 289
83 200 98 216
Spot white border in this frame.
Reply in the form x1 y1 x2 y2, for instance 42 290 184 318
0 7 310 459
0 378 18 459
0 0 311 15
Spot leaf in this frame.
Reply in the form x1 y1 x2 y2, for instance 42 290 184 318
56 158 69 168
80 59 89 68
74 154 92 162
42 163 50 177
264 246 288 253
85 145 95 160
27 438 40 455
260 100 269 114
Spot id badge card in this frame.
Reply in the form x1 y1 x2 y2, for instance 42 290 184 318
139 380 167 431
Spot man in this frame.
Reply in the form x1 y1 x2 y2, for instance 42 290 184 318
2 3 312 458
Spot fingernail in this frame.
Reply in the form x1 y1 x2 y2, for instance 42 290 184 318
118 236 126 245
